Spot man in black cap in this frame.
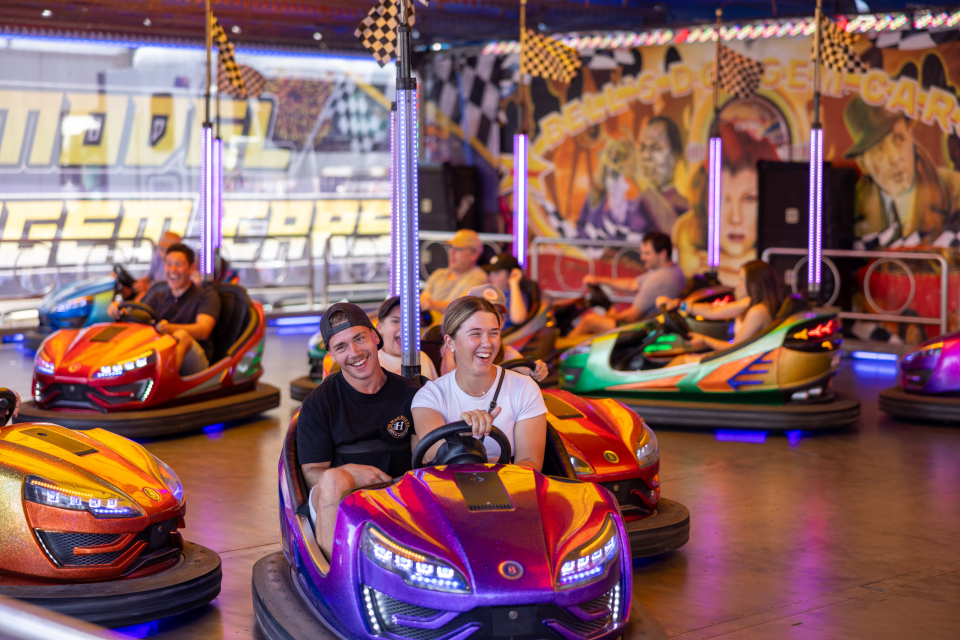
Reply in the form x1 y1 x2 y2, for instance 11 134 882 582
297 302 420 558
844 96 960 249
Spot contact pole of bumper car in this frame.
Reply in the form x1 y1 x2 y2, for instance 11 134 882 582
200 0 215 283
390 101 400 298
397 0 421 380
512 0 528 269
808 0 824 306
706 7 722 274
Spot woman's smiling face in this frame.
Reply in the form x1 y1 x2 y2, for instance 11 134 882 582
445 311 501 377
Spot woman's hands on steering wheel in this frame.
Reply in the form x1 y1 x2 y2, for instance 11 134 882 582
460 407 502 439
656 295 682 312
500 357 548 382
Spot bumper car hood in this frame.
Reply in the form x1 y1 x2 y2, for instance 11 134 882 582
354 463 617 594
41 323 165 378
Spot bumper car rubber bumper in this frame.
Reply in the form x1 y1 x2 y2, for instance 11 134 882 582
879 386 960 424
289 376 318 403
627 498 689 558
596 394 860 430
14 383 281 438
0 541 221 628
252 551 668 640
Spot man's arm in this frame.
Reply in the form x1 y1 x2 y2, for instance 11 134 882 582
507 270 529 325
157 313 216 341
582 274 640 292
302 461 332 488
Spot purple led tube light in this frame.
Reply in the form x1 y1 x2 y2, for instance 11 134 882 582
390 108 400 298
214 137 223 250
707 136 722 269
397 88 420 365
808 127 823 285
200 125 214 277
513 134 528 268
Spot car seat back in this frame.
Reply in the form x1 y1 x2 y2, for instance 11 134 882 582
775 294 810 319
284 411 308 509
542 423 577 479
420 324 444 373
211 283 257 364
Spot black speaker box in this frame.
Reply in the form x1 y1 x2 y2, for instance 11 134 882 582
418 164 455 232
756 161 859 307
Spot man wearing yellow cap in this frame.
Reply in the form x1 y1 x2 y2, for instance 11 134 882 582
420 229 488 314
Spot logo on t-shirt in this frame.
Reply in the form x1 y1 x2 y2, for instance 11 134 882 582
387 415 410 438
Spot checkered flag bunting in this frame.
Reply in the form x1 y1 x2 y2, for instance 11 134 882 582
355 0 417 67
218 58 265 99
211 15 248 98
717 44 764 99
815 16 868 74
426 54 503 155
520 29 581 84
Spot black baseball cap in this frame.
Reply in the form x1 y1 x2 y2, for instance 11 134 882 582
482 253 520 274
378 296 401 321
320 302 377 347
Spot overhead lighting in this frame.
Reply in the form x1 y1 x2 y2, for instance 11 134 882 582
431 42 441 51
313 31 323 41
231 25 241 34
41 9 52 17
143 18 152 27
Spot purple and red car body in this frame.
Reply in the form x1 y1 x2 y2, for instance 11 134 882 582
251 413 666 640
880 332 960 424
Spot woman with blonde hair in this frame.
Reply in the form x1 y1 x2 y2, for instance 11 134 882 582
412 296 548 470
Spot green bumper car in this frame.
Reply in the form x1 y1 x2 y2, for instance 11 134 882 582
557 296 860 430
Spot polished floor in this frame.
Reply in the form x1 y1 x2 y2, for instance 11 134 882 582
3 334 959 639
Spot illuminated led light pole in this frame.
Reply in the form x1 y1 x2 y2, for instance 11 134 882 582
808 0 824 304
513 132 528 268
390 102 401 298
396 0 421 380
512 0 529 268
199 0 215 281
707 8 723 274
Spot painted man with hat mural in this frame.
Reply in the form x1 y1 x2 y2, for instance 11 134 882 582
845 95 960 249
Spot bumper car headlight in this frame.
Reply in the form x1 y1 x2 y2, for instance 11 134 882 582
362 524 470 593
51 295 93 317
156 458 184 503
557 516 619 589
36 354 55 375
24 475 143 518
635 424 659 468
94 350 157 379
569 453 595 476
904 342 942 364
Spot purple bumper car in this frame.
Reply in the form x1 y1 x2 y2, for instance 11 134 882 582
880 333 960 423
251 415 667 640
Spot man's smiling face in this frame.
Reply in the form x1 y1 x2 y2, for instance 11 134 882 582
328 325 380 383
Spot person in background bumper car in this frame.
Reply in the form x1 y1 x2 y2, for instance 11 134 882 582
420 230 489 315
413 296 548 470
377 297 439 381
108 243 220 376
297 303 420 558
482 253 529 331
133 231 181 299
566 231 685 339
659 259 782 366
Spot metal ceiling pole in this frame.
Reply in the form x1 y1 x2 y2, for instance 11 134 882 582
513 0 528 268
706 7 722 276
808 0 824 305
200 0 215 282
397 0 421 380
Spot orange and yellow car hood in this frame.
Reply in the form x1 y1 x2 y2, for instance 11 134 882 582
39 323 174 380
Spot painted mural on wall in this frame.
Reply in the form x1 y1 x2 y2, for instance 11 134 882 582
423 28 960 334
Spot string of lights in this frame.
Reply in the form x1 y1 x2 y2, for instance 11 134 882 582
481 9 960 55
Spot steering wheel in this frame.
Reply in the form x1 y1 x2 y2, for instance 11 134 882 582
0 388 20 426
586 284 613 310
113 264 136 289
117 301 159 325
660 309 691 340
412 422 512 469
500 357 537 371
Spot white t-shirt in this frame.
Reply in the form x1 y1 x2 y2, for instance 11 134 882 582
411 367 547 462
378 350 438 381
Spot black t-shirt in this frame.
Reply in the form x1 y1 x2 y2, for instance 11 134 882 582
143 283 222 362
297 368 419 478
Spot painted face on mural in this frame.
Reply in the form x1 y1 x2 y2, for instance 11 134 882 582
638 120 677 190
720 167 759 259
857 119 916 198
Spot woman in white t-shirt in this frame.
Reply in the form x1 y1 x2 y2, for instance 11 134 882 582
412 296 548 470
376 297 438 380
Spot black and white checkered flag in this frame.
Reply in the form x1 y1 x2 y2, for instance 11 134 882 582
355 0 419 67
717 44 764 99
520 29 581 84
815 16 868 74
426 55 504 156
325 79 389 153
